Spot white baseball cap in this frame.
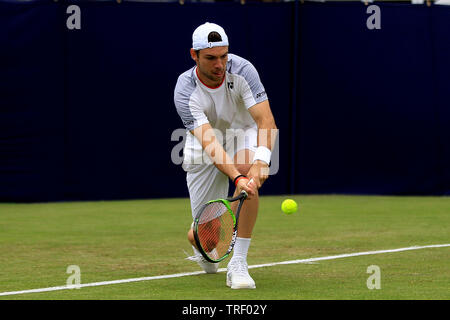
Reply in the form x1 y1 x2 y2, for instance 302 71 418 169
192 22 229 50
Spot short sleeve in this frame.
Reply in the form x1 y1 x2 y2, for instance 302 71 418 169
174 74 209 131
236 61 268 109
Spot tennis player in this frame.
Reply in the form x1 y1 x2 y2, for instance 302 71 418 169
174 22 277 289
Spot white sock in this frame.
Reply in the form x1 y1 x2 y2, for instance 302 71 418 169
231 237 251 262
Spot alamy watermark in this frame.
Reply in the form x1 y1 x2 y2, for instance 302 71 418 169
170 127 280 175
366 265 381 290
66 265 81 289
66 5 81 30
65 5 381 32
366 5 381 30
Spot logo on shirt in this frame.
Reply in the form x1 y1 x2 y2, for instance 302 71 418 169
256 91 266 99
227 82 234 89
183 120 194 127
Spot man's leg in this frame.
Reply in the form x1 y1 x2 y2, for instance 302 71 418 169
227 148 258 289
184 163 229 273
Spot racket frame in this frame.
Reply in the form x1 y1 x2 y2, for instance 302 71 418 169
193 191 247 263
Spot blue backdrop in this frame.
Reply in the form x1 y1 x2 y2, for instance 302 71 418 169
0 1 449 202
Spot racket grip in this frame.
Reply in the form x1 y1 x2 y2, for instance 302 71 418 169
239 178 253 199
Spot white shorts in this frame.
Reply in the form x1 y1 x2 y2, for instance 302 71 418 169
182 127 257 219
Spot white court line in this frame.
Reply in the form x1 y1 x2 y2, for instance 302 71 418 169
0 243 449 297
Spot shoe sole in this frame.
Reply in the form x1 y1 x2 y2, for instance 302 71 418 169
226 276 256 289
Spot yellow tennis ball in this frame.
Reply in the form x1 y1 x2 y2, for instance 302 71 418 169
281 199 298 215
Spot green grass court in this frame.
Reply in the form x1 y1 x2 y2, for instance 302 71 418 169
0 195 448 300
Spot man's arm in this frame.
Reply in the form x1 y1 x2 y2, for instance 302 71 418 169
190 123 256 197
247 100 278 188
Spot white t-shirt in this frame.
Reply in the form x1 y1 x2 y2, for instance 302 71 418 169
174 54 268 164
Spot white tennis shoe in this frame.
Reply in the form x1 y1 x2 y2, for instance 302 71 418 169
185 246 219 274
226 258 256 289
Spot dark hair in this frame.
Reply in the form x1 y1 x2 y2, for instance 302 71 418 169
196 31 224 57
207 31 222 43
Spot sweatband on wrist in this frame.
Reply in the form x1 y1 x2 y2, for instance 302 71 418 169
253 146 271 165
233 174 247 186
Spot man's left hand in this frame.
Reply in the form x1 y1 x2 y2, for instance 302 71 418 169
247 160 269 189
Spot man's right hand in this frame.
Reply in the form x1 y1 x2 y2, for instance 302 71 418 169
236 177 257 200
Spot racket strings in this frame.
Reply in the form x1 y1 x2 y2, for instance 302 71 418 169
197 202 235 260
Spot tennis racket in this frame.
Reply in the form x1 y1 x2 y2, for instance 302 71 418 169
193 189 248 263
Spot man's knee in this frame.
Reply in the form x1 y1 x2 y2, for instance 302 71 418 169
235 163 251 176
234 149 254 175
188 228 196 247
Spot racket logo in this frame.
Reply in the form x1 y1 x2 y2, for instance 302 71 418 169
228 230 238 252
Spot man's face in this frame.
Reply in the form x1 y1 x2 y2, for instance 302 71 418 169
191 46 229 86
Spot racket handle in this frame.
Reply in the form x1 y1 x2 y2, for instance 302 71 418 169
239 178 253 199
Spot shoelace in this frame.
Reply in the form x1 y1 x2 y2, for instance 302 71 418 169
229 260 249 275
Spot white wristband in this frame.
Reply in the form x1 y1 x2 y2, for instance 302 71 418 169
253 146 271 165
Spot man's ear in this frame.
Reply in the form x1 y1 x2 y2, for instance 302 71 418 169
190 48 198 62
